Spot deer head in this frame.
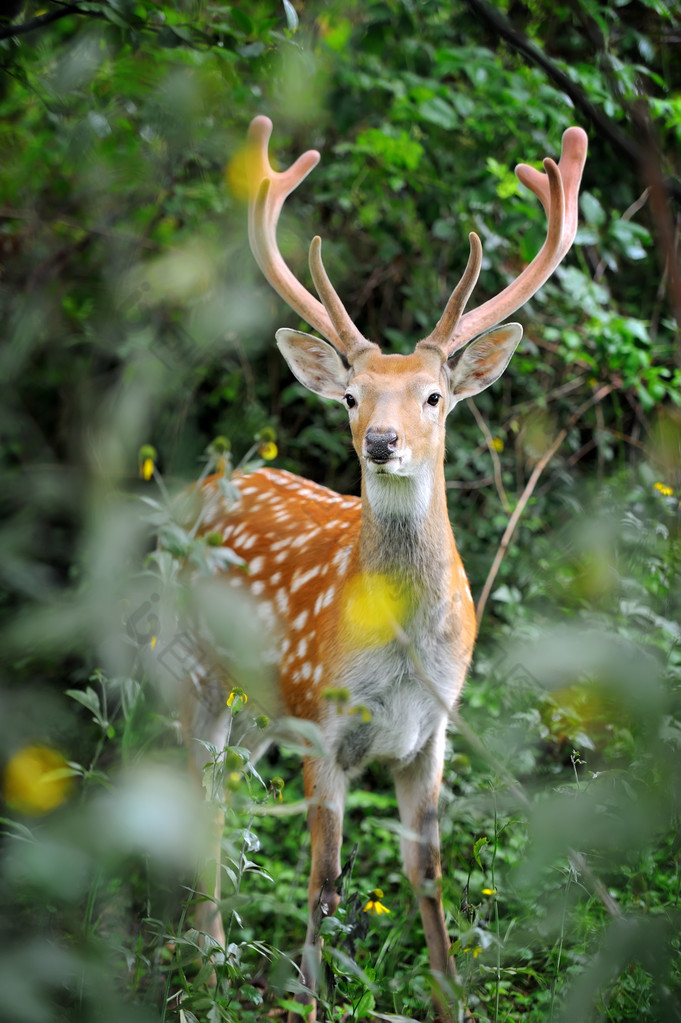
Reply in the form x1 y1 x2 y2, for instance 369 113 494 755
246 116 587 516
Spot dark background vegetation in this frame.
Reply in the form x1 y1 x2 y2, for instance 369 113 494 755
1 1 680 1021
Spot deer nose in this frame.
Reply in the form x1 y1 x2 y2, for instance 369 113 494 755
364 428 399 463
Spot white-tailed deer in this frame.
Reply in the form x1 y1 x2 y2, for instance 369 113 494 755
183 116 587 1021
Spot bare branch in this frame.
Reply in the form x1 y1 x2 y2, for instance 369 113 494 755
0 3 89 42
466 398 511 512
476 384 615 629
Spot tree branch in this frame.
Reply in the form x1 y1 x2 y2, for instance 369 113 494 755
475 383 615 630
465 0 681 206
0 3 87 42
466 397 511 512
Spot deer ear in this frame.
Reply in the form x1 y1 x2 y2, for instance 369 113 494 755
276 328 350 402
445 323 523 407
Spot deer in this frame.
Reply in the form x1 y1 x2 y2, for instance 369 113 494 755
180 115 587 1022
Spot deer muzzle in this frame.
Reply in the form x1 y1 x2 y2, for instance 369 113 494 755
364 428 399 464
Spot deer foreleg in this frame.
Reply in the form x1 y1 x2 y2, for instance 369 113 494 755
394 725 458 1019
288 757 347 1023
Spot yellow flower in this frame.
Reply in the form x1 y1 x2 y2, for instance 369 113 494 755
490 437 504 453
138 444 157 481
226 687 248 710
342 572 412 649
208 436 232 476
653 481 674 497
3 745 73 815
258 440 278 461
481 888 498 896
363 888 391 915
269 776 285 802
349 704 373 723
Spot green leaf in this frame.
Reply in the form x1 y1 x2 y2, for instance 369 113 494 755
281 0 299 32
418 95 458 130
580 192 607 227
66 687 103 722
473 836 488 871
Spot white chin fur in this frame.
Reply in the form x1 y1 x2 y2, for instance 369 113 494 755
364 465 433 521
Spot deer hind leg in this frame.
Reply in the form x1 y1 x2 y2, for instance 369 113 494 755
393 725 462 1021
287 757 347 1023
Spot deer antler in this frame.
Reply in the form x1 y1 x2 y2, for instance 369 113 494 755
247 116 376 359
418 126 588 359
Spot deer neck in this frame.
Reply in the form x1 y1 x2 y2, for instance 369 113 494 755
358 461 455 585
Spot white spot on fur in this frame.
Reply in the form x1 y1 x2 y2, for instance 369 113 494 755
291 567 319 593
332 546 353 575
292 610 309 631
256 600 275 628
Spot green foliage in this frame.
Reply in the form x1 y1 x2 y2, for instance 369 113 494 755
1 1 680 1021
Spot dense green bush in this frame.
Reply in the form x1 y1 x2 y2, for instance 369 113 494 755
1 1 679 1020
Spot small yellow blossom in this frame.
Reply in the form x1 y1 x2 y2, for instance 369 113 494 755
363 888 391 915
342 572 412 649
269 776 285 802
653 481 674 497
226 687 248 711
138 444 157 481
490 437 504 453
481 888 498 896
208 436 232 476
349 704 372 723
258 440 278 461
464 945 482 958
3 745 73 815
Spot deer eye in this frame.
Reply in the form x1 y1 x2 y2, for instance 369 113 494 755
344 393 356 409
426 393 442 407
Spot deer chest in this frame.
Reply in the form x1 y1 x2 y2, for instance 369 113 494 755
329 631 468 774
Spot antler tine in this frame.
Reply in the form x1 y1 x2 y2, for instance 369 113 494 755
246 115 341 348
515 125 586 259
450 155 565 354
433 126 588 358
417 232 483 354
309 236 376 358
